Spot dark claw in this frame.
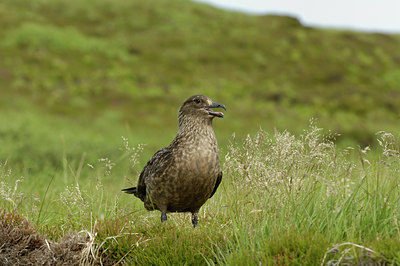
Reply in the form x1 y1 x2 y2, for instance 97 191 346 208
161 212 167 223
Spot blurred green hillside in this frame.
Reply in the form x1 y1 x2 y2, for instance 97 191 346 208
1 0 400 168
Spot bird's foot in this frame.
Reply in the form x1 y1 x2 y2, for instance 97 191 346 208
161 212 167 223
191 214 198 228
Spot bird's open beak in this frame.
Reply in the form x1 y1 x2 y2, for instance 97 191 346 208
205 102 226 118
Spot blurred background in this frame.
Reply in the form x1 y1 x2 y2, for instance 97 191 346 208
1 0 400 175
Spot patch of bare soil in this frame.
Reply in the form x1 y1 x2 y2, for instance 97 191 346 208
0 210 106 265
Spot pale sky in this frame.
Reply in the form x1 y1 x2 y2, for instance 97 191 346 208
193 0 400 33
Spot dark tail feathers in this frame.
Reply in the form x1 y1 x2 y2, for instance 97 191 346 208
122 187 137 195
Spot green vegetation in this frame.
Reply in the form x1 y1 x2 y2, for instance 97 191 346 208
1 0 400 145
2 124 400 264
1 0 400 264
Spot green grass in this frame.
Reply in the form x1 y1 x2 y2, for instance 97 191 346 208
1 0 400 145
1 0 400 264
1 123 400 264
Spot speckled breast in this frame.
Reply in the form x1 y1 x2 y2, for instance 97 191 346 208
165 143 220 212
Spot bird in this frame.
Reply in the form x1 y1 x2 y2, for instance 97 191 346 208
122 95 226 228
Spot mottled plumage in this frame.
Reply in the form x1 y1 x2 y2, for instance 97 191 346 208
122 95 225 227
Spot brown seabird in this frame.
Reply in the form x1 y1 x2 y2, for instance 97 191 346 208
122 95 226 228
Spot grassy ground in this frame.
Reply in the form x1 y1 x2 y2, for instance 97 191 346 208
1 0 400 264
1 123 400 264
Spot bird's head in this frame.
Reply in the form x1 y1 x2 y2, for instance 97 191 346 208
178 95 226 127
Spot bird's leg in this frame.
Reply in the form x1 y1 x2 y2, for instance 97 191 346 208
191 212 199 228
161 212 167 223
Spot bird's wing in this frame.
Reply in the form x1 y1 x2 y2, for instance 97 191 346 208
209 171 222 198
135 147 172 199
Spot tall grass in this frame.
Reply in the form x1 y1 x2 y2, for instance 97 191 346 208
1 124 400 264
218 123 400 264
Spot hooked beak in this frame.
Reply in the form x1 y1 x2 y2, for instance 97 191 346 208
205 101 226 118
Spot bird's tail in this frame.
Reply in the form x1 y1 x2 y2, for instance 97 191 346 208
121 187 137 195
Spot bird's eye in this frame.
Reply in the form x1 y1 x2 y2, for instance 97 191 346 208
193 99 201 104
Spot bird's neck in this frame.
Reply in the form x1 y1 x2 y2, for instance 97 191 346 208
174 118 216 145
178 117 213 133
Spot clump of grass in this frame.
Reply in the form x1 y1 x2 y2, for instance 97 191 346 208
321 242 389 265
225 121 353 202
377 131 400 162
0 161 25 209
